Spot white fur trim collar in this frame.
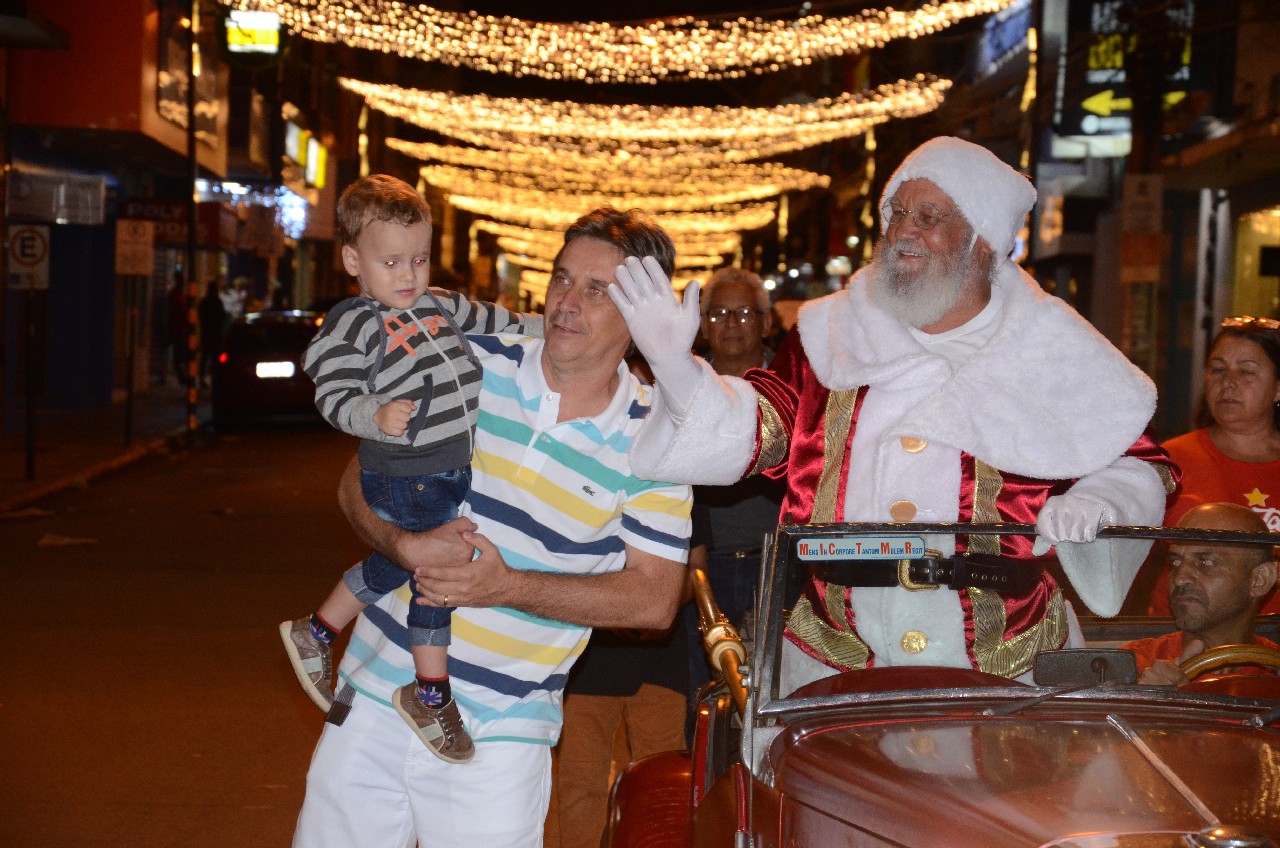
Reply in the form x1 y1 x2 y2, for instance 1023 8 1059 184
795 263 1156 479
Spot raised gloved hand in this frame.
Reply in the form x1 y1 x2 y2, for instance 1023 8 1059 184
1031 493 1110 555
609 256 702 419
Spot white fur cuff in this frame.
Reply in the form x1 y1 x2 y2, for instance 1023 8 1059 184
630 359 758 485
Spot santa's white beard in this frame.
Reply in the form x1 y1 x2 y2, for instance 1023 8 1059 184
867 237 974 329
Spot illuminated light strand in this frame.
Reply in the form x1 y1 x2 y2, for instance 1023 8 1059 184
506 253 554 272
497 237 729 271
345 76 950 151
389 138 830 193
220 0 1013 84
1019 24 1037 171
418 164 829 210
429 170 771 215
451 195 776 233
434 118 928 163
519 269 697 305
474 219 742 258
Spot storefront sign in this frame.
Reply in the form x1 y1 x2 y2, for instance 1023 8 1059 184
115 220 156 276
1059 0 1196 137
1121 174 1164 235
225 10 280 54
119 200 237 251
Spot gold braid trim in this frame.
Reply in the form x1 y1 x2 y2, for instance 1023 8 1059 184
812 390 858 523
969 459 1004 556
1153 460 1177 495
786 594 871 671
971 587 1068 678
749 394 790 476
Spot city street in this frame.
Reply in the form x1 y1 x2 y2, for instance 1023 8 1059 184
0 426 368 847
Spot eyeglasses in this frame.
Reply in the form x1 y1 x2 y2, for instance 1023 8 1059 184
882 201 959 230
1221 315 1280 330
706 306 763 324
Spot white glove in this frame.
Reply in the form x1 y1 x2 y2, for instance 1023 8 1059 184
1031 493 1110 555
609 256 702 418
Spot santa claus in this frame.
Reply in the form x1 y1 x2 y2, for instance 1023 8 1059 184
609 136 1178 688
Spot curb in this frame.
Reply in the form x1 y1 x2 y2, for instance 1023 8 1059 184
0 428 192 515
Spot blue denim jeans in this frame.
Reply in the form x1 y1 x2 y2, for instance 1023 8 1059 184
342 466 471 647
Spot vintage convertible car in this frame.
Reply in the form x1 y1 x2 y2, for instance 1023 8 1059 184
604 522 1280 848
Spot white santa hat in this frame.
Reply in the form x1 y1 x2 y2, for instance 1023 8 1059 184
880 136 1036 262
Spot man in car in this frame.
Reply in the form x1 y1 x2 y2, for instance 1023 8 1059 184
1124 502 1278 684
608 136 1177 690
291 207 693 848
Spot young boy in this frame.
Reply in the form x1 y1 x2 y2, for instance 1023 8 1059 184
279 174 540 764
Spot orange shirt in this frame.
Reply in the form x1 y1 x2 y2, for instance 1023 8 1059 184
1147 429 1280 616
1123 631 1279 678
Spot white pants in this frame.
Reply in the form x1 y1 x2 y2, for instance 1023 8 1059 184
293 694 551 848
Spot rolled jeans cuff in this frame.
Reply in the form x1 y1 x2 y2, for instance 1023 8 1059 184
409 623 451 647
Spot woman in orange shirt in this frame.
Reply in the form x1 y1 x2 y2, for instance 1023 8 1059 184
1147 317 1280 616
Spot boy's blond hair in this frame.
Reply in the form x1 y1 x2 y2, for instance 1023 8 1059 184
336 174 431 247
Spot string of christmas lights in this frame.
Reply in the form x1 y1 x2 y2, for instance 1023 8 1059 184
345 76 950 156
451 195 777 233
473 220 742 256
518 268 698 304
418 163 829 211
219 0 1014 84
473 220 742 263
388 138 830 194
495 236 728 270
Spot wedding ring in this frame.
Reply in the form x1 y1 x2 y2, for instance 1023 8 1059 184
443 594 449 607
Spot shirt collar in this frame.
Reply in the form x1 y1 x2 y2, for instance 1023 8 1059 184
516 340 637 438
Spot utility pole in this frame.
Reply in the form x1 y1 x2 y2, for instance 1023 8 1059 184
185 0 200 446
1116 0 1183 379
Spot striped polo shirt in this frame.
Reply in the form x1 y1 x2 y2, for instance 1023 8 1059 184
336 334 692 745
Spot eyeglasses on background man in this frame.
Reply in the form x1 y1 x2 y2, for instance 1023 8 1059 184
707 306 764 324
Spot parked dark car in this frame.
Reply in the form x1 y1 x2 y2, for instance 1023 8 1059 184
606 523 1280 848
211 309 324 431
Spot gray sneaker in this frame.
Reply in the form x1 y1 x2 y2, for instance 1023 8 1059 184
279 619 334 711
393 685 475 763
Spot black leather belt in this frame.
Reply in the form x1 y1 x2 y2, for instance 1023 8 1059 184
811 554 1041 595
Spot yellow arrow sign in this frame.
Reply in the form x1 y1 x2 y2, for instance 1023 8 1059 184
1082 89 1188 116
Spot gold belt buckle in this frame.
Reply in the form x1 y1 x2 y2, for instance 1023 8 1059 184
897 558 939 591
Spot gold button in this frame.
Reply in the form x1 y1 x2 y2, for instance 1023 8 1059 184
899 436 927 453
901 630 928 654
889 500 917 522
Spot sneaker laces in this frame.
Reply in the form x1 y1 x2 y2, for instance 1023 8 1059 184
437 704 466 742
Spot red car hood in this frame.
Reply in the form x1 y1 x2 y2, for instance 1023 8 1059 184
772 712 1280 846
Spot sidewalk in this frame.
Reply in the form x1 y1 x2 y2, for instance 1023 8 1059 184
0 382 210 514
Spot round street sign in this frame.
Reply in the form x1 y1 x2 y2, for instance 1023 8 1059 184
8 225 50 290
